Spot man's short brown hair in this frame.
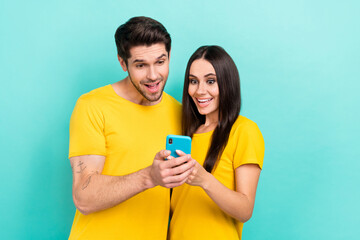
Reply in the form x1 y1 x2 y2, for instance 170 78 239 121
115 16 171 64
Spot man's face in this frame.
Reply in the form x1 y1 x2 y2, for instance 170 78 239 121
119 43 170 103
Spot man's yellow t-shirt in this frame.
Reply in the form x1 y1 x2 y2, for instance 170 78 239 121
68 85 182 240
170 116 265 240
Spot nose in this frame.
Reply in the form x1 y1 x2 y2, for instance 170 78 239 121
196 81 207 95
147 65 158 81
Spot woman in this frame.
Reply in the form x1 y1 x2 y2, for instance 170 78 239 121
169 46 265 240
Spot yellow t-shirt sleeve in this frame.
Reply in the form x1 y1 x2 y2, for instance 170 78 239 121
233 120 265 169
69 97 106 158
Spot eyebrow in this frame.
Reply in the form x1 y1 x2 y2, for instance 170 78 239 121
189 73 216 78
205 73 216 77
132 54 167 64
132 59 144 64
157 54 167 59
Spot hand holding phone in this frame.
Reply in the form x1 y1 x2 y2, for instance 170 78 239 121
166 135 192 158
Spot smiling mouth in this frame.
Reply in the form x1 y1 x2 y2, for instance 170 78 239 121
197 98 213 103
144 81 161 93
196 98 213 107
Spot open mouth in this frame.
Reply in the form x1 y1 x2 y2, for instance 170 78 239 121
196 98 213 107
144 81 161 93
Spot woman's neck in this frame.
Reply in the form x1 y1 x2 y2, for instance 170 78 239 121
195 114 218 134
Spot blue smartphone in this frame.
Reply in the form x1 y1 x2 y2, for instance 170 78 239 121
166 135 192 158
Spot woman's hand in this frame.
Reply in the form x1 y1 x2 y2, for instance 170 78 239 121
175 150 211 189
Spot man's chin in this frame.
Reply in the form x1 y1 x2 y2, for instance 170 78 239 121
145 91 163 102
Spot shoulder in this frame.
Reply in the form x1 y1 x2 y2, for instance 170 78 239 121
229 116 265 169
78 85 111 101
231 116 261 132
162 92 182 108
229 115 264 143
76 85 112 106
72 85 113 116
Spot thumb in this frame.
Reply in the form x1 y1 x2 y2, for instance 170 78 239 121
175 150 187 157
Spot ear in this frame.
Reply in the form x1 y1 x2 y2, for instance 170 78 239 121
117 55 128 72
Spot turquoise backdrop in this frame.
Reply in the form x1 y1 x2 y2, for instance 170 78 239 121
1 0 359 239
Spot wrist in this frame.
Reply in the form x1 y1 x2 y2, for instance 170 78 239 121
201 171 213 190
139 167 156 190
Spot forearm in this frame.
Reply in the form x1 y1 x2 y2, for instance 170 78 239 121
73 167 153 215
71 151 195 215
202 174 253 222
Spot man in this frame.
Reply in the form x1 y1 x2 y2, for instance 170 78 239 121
68 17 195 239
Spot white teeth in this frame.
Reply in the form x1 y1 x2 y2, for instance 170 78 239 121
197 98 212 103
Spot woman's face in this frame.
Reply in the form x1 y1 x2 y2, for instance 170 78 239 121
188 59 219 120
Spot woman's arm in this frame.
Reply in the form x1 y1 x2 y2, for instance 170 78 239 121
184 153 261 222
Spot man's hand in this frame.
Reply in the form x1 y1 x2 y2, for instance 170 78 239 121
149 150 196 188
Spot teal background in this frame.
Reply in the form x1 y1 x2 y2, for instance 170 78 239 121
1 0 359 239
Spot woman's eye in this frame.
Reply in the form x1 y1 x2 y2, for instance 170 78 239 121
207 79 216 84
189 79 198 84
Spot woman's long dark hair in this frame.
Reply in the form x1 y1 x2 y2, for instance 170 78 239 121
182 46 241 173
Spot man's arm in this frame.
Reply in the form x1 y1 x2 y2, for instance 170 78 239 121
70 150 195 215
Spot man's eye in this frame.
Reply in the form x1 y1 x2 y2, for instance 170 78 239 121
157 60 165 65
136 64 144 68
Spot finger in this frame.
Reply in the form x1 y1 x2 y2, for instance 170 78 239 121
164 167 194 184
189 173 195 180
164 154 192 168
157 159 195 180
191 164 198 174
169 159 196 175
165 177 189 188
154 150 171 160
175 150 186 156
186 177 192 184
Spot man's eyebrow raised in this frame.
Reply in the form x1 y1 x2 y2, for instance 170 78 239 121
132 59 145 64
157 54 167 59
131 54 167 64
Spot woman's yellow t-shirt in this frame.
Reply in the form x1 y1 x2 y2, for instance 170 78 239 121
170 116 265 240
